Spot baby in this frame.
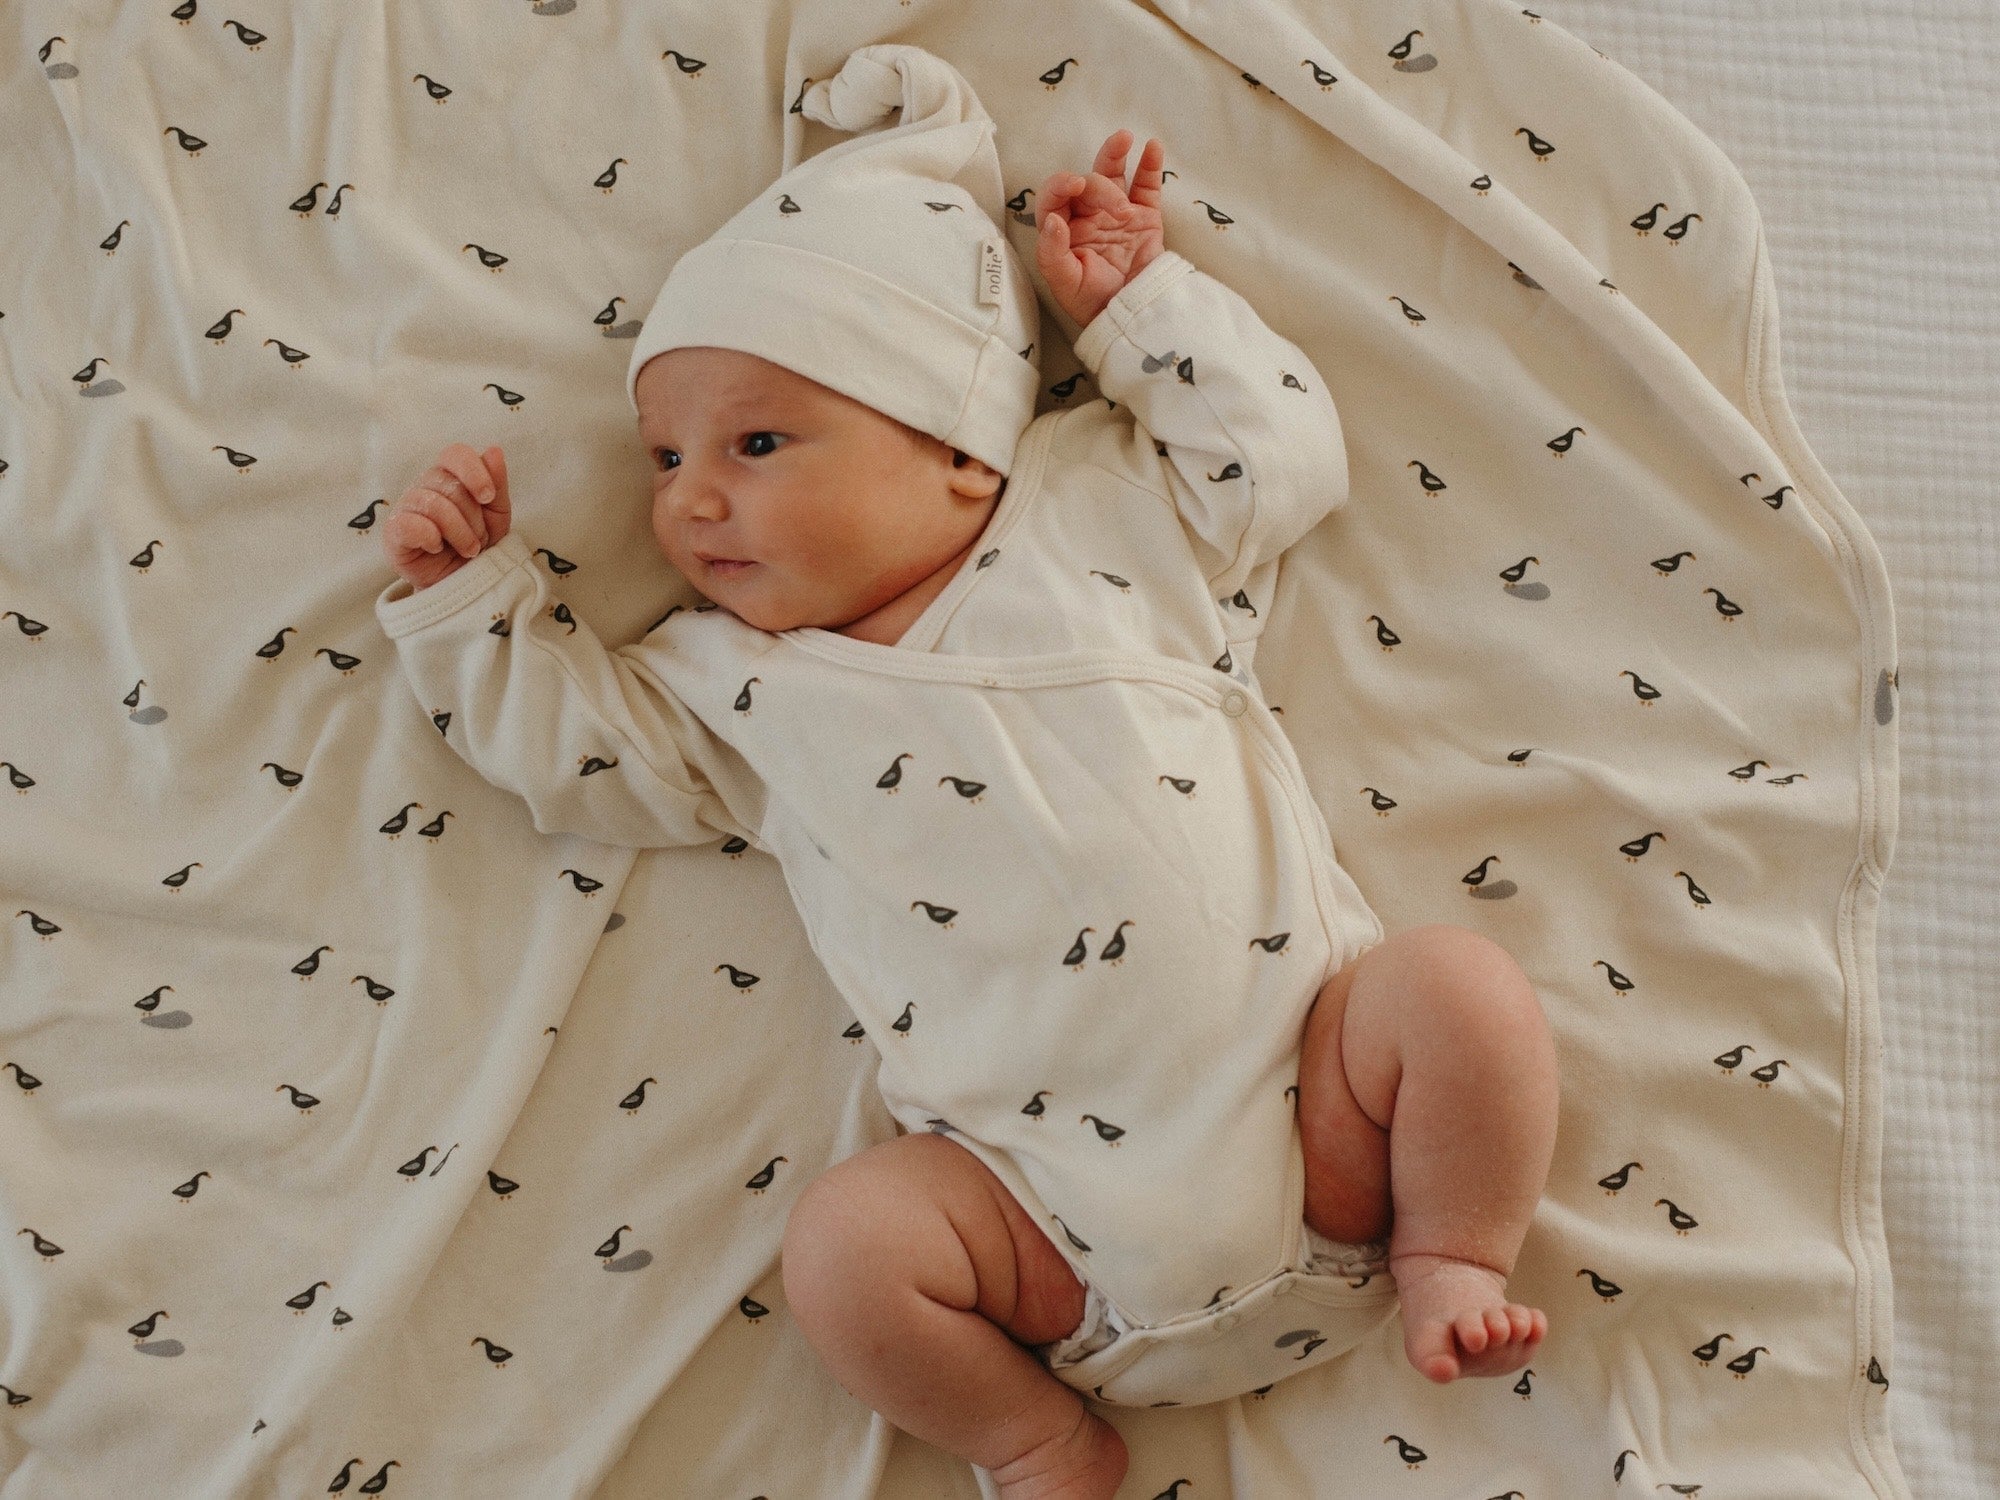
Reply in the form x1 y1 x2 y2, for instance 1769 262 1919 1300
376 47 1557 1500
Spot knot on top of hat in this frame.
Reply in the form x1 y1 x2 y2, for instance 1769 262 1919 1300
800 43 991 137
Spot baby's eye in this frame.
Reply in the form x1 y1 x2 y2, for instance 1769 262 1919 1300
653 447 678 472
742 431 782 456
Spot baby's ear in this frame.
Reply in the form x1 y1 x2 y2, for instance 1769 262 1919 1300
947 451 1005 501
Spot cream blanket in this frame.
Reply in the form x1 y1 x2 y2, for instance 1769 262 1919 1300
0 1 1906 1496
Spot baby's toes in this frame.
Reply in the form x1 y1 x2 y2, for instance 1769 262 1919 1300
1513 1304 1548 1348
1455 1309 1495 1356
1407 1323 1460 1383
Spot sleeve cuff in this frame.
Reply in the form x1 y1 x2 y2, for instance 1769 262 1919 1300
1073 250 1195 371
375 530 537 640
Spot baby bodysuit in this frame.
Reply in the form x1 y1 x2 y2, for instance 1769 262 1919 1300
376 248 1385 1334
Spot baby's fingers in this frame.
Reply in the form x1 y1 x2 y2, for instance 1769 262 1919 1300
405 488 487 556
437 442 497 503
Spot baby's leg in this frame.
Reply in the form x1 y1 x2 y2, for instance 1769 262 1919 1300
780 1130 1129 1499
1297 923 1559 1383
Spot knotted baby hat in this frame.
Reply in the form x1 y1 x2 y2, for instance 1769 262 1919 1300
625 44 1043 477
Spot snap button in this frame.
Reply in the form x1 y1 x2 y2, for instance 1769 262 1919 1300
1220 690 1248 717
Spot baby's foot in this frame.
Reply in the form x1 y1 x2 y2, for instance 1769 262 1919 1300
1390 1252 1546 1383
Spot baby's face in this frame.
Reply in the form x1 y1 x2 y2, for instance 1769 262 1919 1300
635 347 1002 635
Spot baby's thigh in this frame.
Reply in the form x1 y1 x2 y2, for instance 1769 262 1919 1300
784 1130 1087 1348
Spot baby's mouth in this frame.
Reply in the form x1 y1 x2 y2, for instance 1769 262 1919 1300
704 558 755 576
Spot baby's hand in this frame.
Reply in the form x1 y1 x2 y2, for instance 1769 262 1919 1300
1036 129 1166 330
381 443 512 591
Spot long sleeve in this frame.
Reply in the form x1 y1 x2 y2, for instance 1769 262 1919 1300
374 530 767 850
1070 249 1350 607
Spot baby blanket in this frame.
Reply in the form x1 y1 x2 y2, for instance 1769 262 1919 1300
0 0 1906 1496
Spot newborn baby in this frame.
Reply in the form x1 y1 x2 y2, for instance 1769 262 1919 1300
376 48 1557 1500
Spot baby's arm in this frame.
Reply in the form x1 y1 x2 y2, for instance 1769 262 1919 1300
1037 133 1349 606
1073 252 1350 608
376 522 764 852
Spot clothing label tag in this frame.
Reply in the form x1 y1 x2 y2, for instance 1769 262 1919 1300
977 237 1005 306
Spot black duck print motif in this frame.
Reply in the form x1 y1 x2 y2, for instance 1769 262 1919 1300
39 35 79 77
619 1078 655 1114
1627 202 1704 245
386 804 430 840
911 900 956 928
414 73 451 104
559 868 603 895
1741 472 1794 511
1385 1433 1426 1467
128 1310 183 1358
396 1145 451 1180
661 49 707 79
1388 31 1437 72
597 1226 654 1273
19 1227 63 1260
471 1336 512 1367
463 243 507 272
1577 1268 1622 1301
594 161 627 196
1548 425 1583 456
745 1156 784 1192
324 1472 402 1500
1389 295 1425 327
1500 556 1547 599
1656 1199 1698 1235
1302 59 1337 89
1463 855 1516 900
1040 58 1077 90
1089 569 1130 591
1599 1161 1641 1193
714 963 758 990
1081 1113 1123 1145
72 356 123 397
595 296 640 337
163 125 207 156
1516 126 1554 163
733 677 761 713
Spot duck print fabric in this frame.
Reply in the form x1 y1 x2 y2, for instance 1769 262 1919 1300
0 2 1906 1498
